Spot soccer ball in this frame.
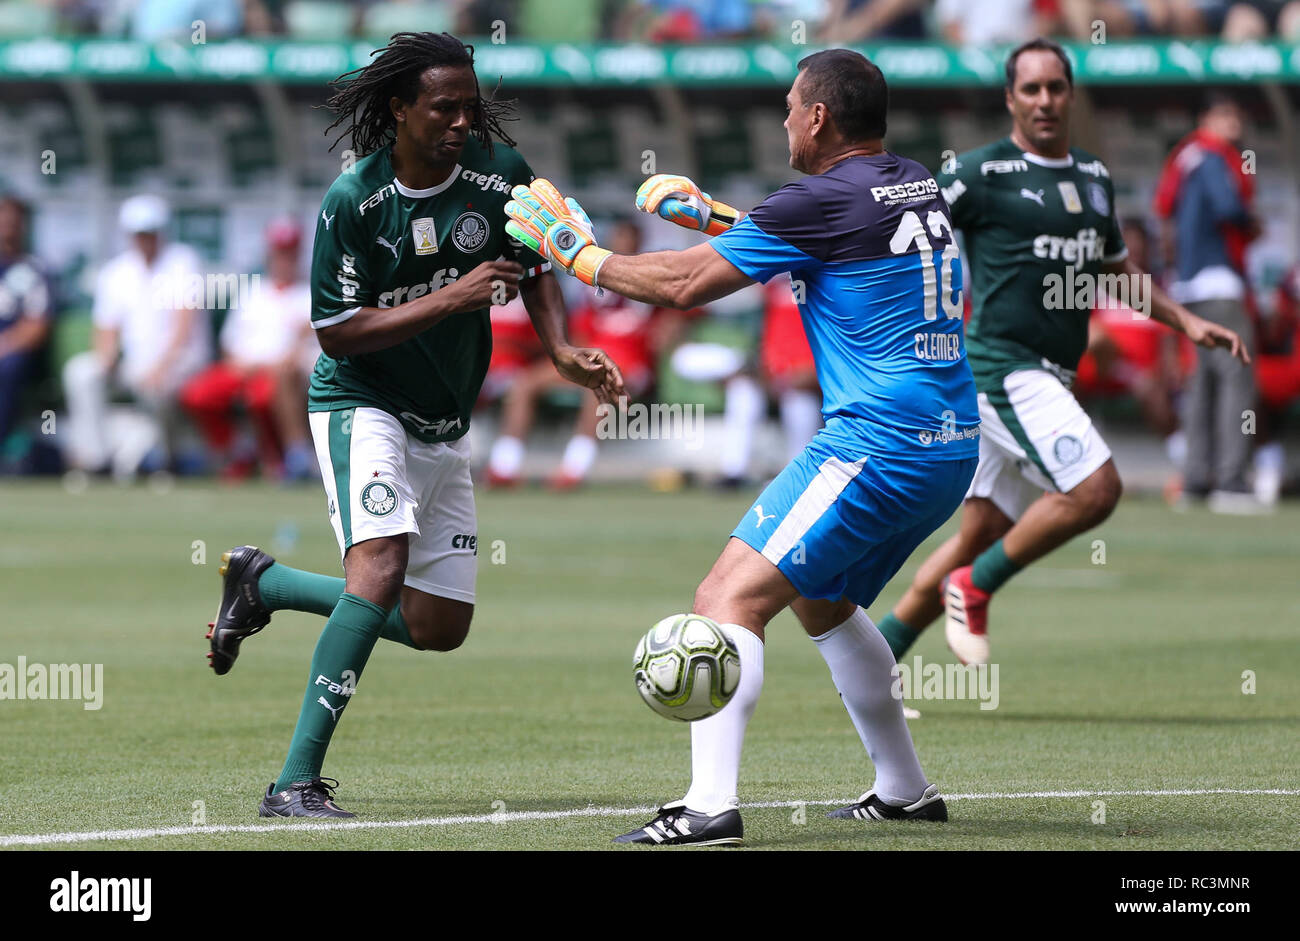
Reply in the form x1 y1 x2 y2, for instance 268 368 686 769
633 614 741 722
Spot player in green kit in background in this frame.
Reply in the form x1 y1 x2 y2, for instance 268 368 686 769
203 32 624 817
874 39 1249 670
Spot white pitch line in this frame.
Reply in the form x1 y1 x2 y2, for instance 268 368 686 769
3 788 1298 847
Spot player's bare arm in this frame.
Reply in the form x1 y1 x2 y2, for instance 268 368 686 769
1102 256 1250 364
314 258 522 358
518 268 626 405
597 243 755 311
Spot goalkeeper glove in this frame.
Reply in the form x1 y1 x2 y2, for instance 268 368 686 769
635 174 740 236
504 179 611 287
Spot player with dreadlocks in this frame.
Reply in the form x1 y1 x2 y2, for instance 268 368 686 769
203 31 625 818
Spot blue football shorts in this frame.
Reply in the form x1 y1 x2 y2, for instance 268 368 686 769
731 429 977 608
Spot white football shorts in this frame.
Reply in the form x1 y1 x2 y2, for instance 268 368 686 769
966 368 1112 521
309 406 478 603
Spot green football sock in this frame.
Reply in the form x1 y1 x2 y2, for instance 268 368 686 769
274 592 387 791
258 563 418 649
876 612 921 660
970 538 1022 594
259 563 343 617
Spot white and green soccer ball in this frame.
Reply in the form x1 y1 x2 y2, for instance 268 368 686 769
633 614 741 722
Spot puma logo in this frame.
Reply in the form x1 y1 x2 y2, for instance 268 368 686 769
753 505 776 527
317 696 344 722
376 235 403 258
321 210 335 230
1020 188 1045 207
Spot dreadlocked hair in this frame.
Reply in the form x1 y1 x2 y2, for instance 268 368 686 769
323 31 517 158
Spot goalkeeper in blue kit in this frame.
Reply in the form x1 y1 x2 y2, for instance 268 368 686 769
508 49 978 845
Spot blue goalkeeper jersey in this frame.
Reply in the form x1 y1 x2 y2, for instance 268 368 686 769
710 152 979 460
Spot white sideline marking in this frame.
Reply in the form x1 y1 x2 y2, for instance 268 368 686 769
3 789 1298 847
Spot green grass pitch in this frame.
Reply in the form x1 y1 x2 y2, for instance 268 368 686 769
1 479 1297 850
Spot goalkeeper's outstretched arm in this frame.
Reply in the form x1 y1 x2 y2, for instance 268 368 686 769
595 242 754 310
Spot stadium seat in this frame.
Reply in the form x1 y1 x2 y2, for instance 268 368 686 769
284 1 353 41
157 105 226 189
558 104 620 183
219 104 278 187
611 106 689 186
0 1 54 38
362 3 453 39
518 0 601 41
692 109 754 185
103 104 165 187
504 108 563 180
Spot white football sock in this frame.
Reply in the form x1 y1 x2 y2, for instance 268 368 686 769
812 607 929 806
682 622 764 815
719 375 764 479
779 387 822 462
560 434 597 478
488 435 524 476
1254 441 1284 505
1166 430 1187 469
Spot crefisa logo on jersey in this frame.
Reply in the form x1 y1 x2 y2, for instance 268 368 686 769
452 212 489 252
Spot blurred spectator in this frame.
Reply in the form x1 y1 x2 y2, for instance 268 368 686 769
129 0 243 40
819 0 928 41
1076 219 1184 462
1153 94 1262 511
1221 0 1300 38
664 278 807 485
1249 262 1300 504
485 220 686 489
179 218 315 481
714 277 820 487
937 0 1042 44
62 194 210 479
1057 0 1227 37
456 0 516 35
482 292 544 406
241 0 285 35
0 194 54 462
615 0 760 40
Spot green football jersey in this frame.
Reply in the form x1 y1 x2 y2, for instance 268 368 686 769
308 137 549 442
936 137 1127 392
